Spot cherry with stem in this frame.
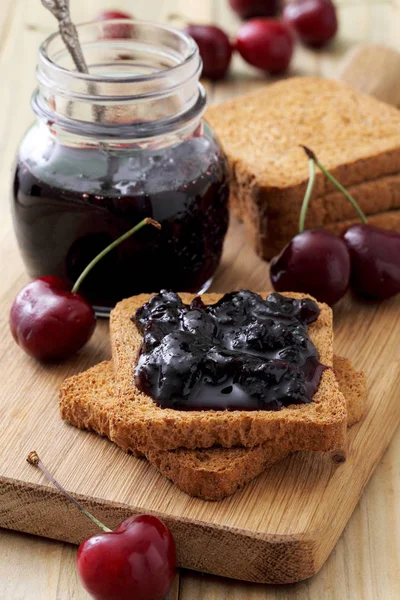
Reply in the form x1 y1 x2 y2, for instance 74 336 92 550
273 145 400 303
300 147 400 300
10 218 161 361
270 146 353 306
27 451 176 600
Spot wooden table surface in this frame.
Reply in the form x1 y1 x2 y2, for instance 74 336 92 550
1 1 399 598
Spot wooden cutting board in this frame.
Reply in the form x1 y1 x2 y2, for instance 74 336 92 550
1 46 400 585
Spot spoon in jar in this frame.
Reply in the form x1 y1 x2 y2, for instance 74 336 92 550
41 0 89 73
41 0 119 188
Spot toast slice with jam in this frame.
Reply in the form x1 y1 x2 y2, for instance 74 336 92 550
59 356 366 500
106 291 347 454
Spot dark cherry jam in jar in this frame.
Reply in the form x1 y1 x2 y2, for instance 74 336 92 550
11 20 230 313
134 290 327 411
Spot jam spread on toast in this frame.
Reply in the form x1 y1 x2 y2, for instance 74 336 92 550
134 290 327 411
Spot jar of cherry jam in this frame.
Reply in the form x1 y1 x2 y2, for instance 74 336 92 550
12 20 230 313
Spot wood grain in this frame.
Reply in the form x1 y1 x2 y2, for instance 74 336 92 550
1 216 399 584
0 0 399 598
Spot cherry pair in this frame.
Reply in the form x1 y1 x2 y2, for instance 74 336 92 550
235 0 337 75
183 0 337 80
270 147 400 305
231 0 338 46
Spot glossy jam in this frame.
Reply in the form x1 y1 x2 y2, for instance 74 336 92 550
134 290 326 411
12 131 229 311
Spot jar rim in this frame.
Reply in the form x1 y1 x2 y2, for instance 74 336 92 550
34 19 206 140
39 18 199 84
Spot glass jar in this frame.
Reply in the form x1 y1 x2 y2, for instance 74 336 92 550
12 20 230 314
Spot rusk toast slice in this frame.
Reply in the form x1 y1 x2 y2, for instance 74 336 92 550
205 77 400 259
109 292 347 453
59 356 366 500
206 77 400 196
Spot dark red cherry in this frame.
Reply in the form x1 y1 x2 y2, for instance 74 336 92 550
27 451 176 600
270 229 351 305
283 0 338 48
77 514 176 600
10 276 96 361
236 19 294 73
343 224 400 300
96 10 133 39
10 219 159 362
229 0 280 20
184 24 232 80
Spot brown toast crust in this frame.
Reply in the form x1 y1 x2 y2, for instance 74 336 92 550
205 77 400 259
59 357 366 500
107 291 346 453
333 356 366 427
230 174 400 230
245 208 400 261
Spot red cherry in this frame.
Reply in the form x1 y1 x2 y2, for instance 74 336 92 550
10 276 96 361
96 10 133 39
77 514 176 600
96 10 132 20
283 0 338 48
229 0 280 19
10 219 159 362
343 225 400 301
236 19 294 74
184 25 232 80
270 229 351 306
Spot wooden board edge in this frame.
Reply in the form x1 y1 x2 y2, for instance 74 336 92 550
2 418 397 585
0 476 321 584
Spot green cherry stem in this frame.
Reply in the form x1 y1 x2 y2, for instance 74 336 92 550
299 157 316 233
27 451 112 533
301 145 368 226
71 218 161 294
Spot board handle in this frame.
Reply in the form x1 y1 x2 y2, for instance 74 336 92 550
339 44 400 107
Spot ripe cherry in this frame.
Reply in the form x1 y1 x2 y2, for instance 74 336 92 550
27 452 176 600
236 19 294 74
77 515 176 600
96 10 133 39
10 276 96 361
269 146 400 306
270 146 355 306
343 225 400 300
184 24 232 80
270 229 350 305
229 0 280 20
10 218 160 361
283 0 338 48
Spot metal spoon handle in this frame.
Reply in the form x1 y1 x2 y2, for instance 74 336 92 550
41 0 117 187
41 0 89 73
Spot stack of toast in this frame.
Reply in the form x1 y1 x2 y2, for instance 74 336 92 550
60 291 367 501
206 76 400 259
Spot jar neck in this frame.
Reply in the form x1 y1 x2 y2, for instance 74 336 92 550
33 19 206 144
